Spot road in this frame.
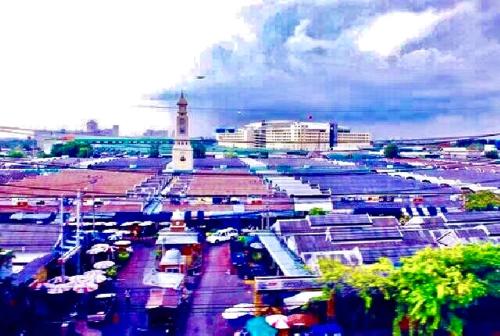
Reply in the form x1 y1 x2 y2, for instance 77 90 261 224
100 243 162 336
180 243 253 336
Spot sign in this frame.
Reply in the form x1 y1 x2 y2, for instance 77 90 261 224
255 276 323 291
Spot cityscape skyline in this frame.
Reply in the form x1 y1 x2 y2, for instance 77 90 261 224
1 0 499 138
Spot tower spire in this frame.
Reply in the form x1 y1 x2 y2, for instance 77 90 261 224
177 91 188 107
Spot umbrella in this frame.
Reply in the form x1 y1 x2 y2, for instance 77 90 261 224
310 322 343 336
84 270 105 277
103 222 117 227
120 222 134 227
86 248 105 255
70 275 90 283
46 282 73 294
92 243 110 250
139 221 153 227
283 291 324 310
222 303 255 320
47 275 72 284
93 260 115 270
287 314 319 328
87 273 107 284
114 240 131 247
265 315 289 329
73 282 99 294
250 242 264 249
102 229 118 234
245 317 278 336
222 303 255 329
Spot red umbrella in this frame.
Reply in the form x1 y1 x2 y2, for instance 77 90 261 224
287 314 319 327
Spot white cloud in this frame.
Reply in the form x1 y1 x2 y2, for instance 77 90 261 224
0 0 256 135
285 19 333 53
356 2 473 57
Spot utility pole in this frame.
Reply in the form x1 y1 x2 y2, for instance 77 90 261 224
76 191 81 275
87 175 102 232
59 196 64 250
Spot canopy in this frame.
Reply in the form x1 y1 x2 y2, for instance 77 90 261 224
143 272 185 290
256 232 310 276
245 317 277 336
222 303 255 320
93 260 115 270
287 314 319 328
73 282 98 294
146 288 180 309
283 291 324 310
265 315 289 329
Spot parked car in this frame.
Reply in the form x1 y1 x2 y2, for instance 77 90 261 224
87 293 117 324
206 227 238 244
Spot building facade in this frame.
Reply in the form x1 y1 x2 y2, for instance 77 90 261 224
170 93 194 171
215 120 371 151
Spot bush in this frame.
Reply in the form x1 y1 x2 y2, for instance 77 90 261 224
485 150 498 159
384 143 399 158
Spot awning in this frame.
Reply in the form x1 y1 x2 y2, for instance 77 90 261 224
143 272 185 290
156 232 199 245
256 232 310 276
146 288 181 309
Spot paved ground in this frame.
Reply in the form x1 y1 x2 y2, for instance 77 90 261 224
99 244 162 336
180 243 253 336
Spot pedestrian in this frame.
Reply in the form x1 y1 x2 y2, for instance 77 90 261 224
124 289 131 305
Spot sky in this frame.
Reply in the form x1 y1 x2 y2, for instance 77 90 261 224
0 0 499 139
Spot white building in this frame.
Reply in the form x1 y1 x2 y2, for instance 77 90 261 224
216 120 372 151
169 93 194 171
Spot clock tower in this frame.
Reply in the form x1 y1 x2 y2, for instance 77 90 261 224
171 92 194 171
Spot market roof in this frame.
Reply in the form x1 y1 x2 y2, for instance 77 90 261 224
143 272 185 290
156 232 199 245
256 232 311 276
146 288 181 309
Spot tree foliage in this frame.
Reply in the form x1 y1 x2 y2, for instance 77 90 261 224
51 141 92 158
384 143 399 158
309 207 327 216
192 141 206 158
149 143 160 158
484 150 498 159
7 149 24 158
465 191 500 211
319 244 500 336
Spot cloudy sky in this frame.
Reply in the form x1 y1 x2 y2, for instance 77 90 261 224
1 0 499 139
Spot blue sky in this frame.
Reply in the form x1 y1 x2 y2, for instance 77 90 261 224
0 0 499 139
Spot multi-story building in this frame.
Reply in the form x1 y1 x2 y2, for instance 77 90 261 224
337 126 372 146
215 120 371 151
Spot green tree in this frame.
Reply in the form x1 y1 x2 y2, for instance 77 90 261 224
465 191 500 211
192 141 206 158
319 244 500 336
484 150 499 159
50 141 93 157
149 143 160 158
7 149 24 158
392 244 499 336
384 143 399 158
224 150 237 158
77 146 92 158
309 207 327 216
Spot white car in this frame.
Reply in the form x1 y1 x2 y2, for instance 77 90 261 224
206 228 238 244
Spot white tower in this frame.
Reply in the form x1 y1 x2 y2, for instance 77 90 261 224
171 92 194 171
